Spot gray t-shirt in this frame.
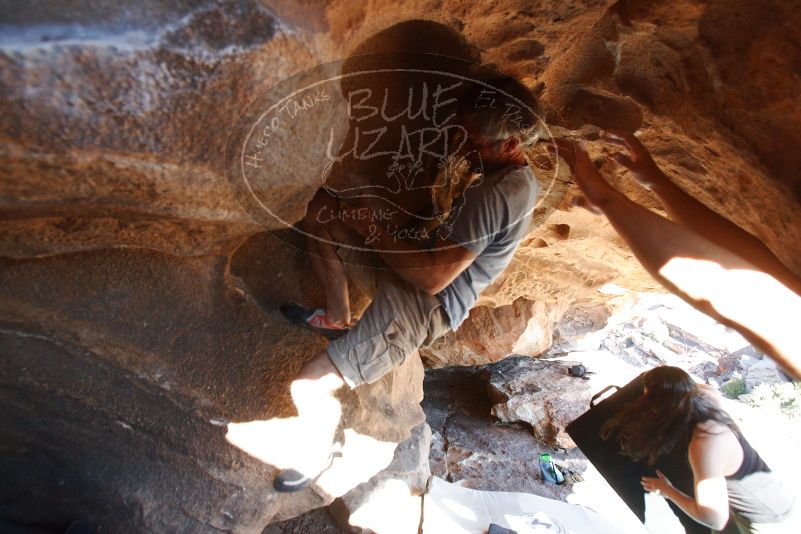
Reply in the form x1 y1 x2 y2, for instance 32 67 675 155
436 164 538 330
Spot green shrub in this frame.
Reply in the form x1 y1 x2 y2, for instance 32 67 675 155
720 378 746 399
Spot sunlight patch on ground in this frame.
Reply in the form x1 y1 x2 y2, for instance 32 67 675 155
348 478 422 534
225 415 329 471
225 412 399 500
423 477 635 533
315 428 398 498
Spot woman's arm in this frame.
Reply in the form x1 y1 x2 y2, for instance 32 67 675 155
641 433 731 530
549 138 801 379
603 129 801 295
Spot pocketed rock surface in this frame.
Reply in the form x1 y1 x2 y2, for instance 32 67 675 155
2 0 800 531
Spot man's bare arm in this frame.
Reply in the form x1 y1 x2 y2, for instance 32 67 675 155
342 208 476 295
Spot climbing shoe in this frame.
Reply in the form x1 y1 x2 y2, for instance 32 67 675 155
279 302 352 340
273 450 342 493
273 468 312 493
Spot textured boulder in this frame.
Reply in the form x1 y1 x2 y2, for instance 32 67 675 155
2 0 801 531
0 0 323 258
482 356 595 449
422 299 569 367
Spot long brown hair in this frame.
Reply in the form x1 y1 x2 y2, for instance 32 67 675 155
601 366 737 466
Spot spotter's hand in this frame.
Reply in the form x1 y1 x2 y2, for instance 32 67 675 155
601 129 667 189
547 138 617 211
641 470 674 496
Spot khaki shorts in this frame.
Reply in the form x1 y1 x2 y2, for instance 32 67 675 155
327 267 451 389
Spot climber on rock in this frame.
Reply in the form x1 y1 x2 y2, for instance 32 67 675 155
272 75 545 492
550 130 801 380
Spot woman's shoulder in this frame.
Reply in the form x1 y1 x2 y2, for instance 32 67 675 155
696 383 725 406
693 419 733 437
690 421 744 476
695 419 732 435
690 419 739 457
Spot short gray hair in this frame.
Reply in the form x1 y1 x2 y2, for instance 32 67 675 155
459 76 545 147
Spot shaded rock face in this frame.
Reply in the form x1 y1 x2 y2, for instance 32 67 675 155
263 508 345 534
0 241 425 532
2 0 801 532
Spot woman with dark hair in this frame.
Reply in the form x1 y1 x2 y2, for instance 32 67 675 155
602 366 795 533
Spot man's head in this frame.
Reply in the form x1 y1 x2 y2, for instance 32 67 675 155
458 75 544 166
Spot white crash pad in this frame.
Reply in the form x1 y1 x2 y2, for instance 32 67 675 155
423 477 648 534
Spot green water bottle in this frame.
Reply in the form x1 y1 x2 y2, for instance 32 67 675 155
538 453 565 485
